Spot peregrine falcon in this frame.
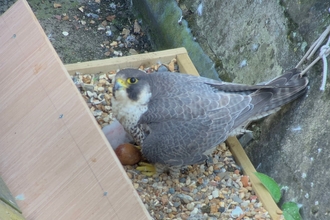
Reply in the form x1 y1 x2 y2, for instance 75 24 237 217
111 68 308 175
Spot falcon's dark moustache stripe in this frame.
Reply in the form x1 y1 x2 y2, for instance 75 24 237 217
126 85 140 101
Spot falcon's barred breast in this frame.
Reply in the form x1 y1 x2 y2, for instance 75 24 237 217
111 68 308 171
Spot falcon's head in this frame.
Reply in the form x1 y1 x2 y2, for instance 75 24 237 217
112 69 152 105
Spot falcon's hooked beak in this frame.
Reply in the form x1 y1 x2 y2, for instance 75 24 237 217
113 78 129 91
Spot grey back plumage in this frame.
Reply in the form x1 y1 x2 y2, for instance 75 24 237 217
116 69 308 166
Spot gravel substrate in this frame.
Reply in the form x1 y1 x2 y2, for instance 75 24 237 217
71 60 271 220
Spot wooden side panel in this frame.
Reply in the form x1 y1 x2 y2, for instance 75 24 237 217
65 48 189 75
0 1 150 219
176 53 199 76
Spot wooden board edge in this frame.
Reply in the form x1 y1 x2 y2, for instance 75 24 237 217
0 177 22 214
176 53 199 75
0 200 25 220
226 137 283 220
64 47 189 75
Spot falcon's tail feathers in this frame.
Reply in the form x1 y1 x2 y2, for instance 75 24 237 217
233 68 309 129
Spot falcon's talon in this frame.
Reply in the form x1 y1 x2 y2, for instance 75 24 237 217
136 162 157 176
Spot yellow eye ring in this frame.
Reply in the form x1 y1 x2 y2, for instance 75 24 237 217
127 77 138 84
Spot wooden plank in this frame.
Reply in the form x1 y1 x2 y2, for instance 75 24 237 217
176 53 199 76
0 1 151 219
65 48 189 75
0 200 25 220
226 137 283 220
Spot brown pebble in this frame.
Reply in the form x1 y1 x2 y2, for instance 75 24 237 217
180 213 189 220
161 195 169 205
241 175 250 187
219 142 227 150
82 76 91 84
250 195 258 202
210 204 218 213
246 186 253 191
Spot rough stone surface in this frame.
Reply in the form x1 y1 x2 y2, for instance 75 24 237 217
132 0 219 80
196 0 296 83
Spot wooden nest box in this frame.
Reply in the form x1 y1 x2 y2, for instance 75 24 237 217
0 0 282 219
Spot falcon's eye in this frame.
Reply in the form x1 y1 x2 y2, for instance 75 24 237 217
127 77 138 84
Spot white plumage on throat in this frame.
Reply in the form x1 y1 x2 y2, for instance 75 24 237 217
111 84 152 133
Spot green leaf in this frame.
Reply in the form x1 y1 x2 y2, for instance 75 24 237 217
282 202 302 220
254 172 281 203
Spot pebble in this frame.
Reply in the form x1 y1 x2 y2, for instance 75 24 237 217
86 90 94 98
168 188 175 194
92 110 103 116
186 176 191 185
191 207 199 215
212 189 219 198
129 48 138 55
186 202 195 211
231 206 244 218
106 30 112 38
133 183 139 189
161 195 168 205
219 206 225 213
97 87 104 92
177 194 193 204
110 41 118 47
179 177 186 183
232 194 243 203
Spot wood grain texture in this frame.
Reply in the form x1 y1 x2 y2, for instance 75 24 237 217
0 1 150 219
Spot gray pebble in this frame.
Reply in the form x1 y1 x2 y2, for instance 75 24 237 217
190 207 199 215
186 202 195 211
232 194 243 203
168 188 175 194
218 207 225 213
179 178 186 183
177 194 193 204
212 189 219 198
